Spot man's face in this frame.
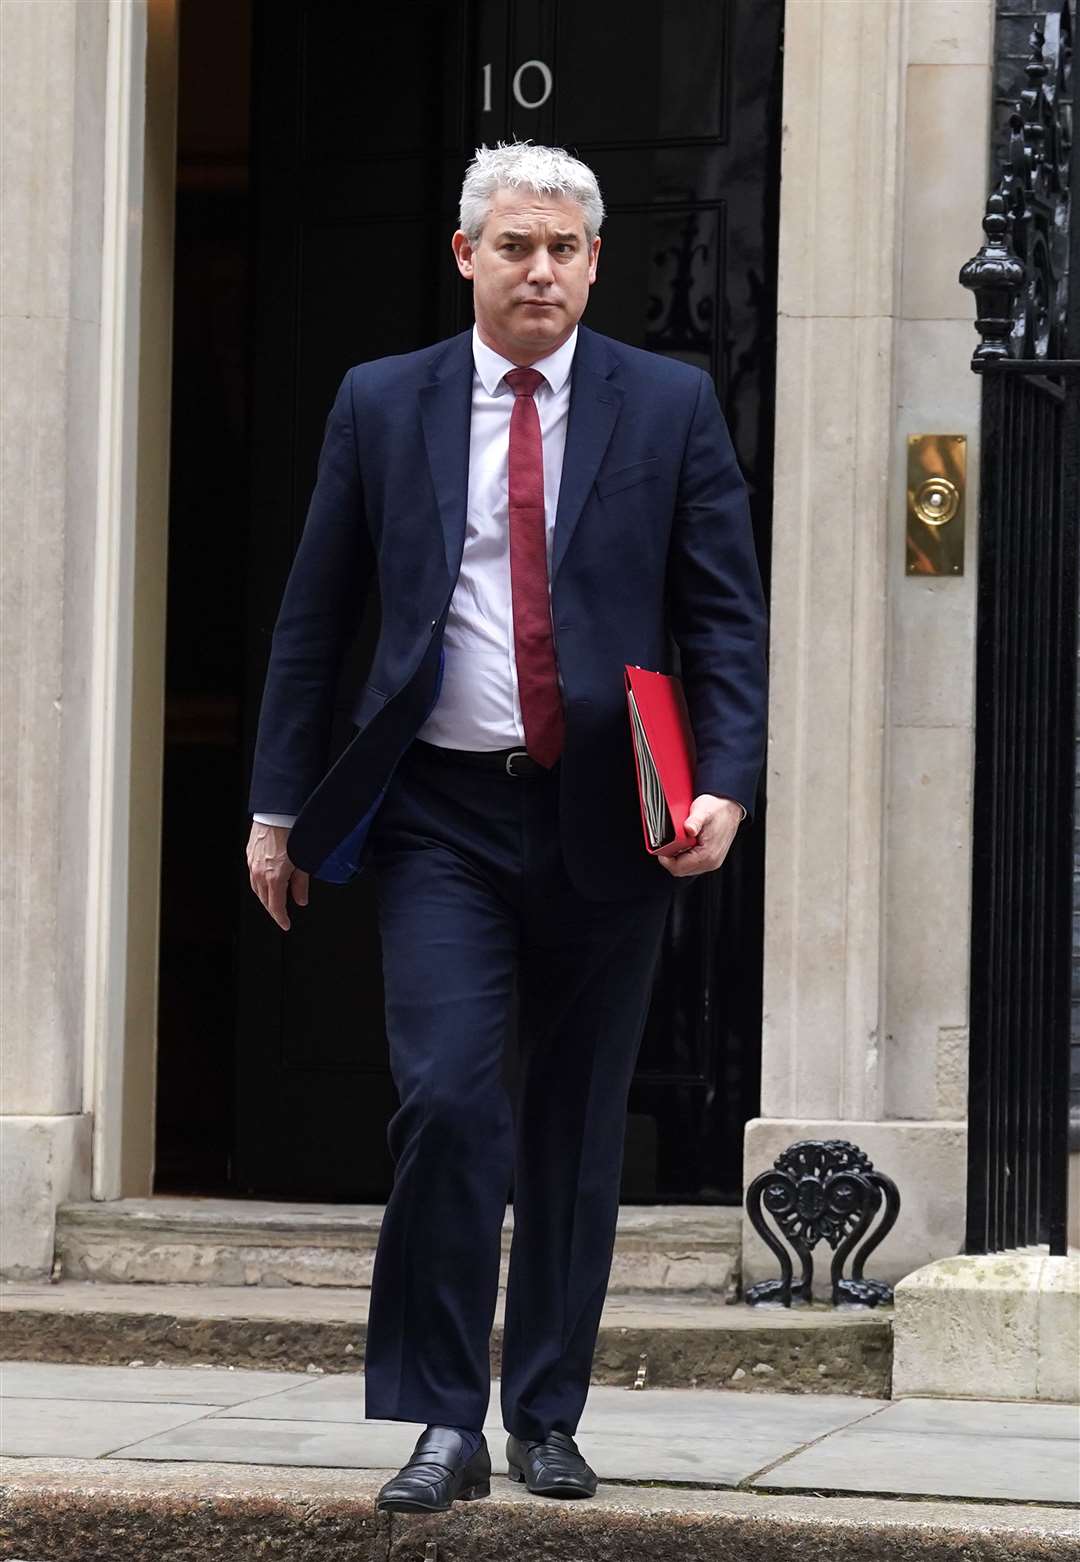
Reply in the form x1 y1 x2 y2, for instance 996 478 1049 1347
452 185 601 363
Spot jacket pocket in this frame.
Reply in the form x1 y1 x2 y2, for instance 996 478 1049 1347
349 682 389 727
594 456 660 499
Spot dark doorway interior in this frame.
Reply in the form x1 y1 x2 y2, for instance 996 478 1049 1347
155 0 252 1193
157 0 782 1204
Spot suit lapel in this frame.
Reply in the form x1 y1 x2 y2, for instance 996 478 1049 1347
418 331 474 582
551 326 622 581
419 324 623 586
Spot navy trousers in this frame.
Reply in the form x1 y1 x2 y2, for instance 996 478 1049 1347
362 737 674 1440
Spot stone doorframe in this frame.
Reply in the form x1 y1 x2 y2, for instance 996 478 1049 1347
3 2 991 1268
88 0 178 1200
96 0 993 1236
18 0 176 1212
1 0 176 1275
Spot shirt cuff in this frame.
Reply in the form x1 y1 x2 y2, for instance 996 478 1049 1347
713 796 747 822
252 813 298 828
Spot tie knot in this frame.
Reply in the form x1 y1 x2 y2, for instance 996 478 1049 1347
505 367 545 399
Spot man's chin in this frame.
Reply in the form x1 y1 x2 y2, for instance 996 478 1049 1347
485 308 577 359
512 311 569 343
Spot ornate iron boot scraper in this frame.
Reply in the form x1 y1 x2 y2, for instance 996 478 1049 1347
744 1140 900 1307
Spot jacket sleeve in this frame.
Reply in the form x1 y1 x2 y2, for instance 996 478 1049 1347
666 370 769 823
248 369 375 815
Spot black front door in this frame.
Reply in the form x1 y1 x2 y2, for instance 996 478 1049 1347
234 0 782 1203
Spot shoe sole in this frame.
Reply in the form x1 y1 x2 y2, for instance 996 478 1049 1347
376 1479 490 1513
507 1464 595 1498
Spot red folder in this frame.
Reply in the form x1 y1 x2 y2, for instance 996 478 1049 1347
624 664 698 857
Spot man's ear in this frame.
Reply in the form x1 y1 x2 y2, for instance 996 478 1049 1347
587 234 601 285
452 230 475 281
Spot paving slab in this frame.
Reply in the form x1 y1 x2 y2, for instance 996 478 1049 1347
107 1413 431 1470
759 1395 1080 1505
877 1396 1080 1440
0 1359 311 1405
99 1380 884 1485
6 1360 1078 1507
0 1341 1075 1562
0 1361 887 1484
2 1457 1078 1562
197 1368 880 1436
0 1397 214 1460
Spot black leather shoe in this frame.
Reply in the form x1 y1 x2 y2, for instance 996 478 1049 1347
376 1427 491 1513
506 1430 598 1498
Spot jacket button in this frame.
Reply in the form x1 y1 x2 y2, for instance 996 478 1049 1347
430 618 437 632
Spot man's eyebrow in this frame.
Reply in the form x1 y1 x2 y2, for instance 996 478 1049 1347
493 228 582 243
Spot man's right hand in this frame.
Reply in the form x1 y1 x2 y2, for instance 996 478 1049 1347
246 822 309 931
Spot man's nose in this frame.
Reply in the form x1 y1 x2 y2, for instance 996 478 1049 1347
526 247 555 284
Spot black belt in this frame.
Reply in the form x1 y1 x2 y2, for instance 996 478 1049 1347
410 738 551 778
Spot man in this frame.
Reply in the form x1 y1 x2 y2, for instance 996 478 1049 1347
247 141 768 1513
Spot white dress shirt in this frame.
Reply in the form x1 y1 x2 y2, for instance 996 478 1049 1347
254 323 745 827
413 323 575 751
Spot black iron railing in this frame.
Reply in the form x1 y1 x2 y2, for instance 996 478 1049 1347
959 2 1078 1256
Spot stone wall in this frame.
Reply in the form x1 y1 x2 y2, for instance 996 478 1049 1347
0 0 112 1273
744 0 994 1287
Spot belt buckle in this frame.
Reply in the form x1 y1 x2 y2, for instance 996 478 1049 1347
505 749 532 777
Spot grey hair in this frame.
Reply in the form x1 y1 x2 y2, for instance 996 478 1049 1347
459 141 605 245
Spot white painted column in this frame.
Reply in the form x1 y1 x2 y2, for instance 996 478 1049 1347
744 0 994 1286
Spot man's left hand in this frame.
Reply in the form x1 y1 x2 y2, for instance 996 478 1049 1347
657 794 743 878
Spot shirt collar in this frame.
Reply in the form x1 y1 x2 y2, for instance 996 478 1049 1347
471 323 578 398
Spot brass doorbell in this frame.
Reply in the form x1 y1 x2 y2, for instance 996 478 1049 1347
906 434 966 575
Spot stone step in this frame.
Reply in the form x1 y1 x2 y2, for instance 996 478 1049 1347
0 1278 893 1397
2 1458 1074 1562
54 1197 742 1294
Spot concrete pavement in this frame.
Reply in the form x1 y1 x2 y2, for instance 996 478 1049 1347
0 1359 1077 1559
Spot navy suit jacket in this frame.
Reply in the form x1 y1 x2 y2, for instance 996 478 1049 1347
248 323 769 902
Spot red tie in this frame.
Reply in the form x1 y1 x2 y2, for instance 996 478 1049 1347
505 367 565 767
